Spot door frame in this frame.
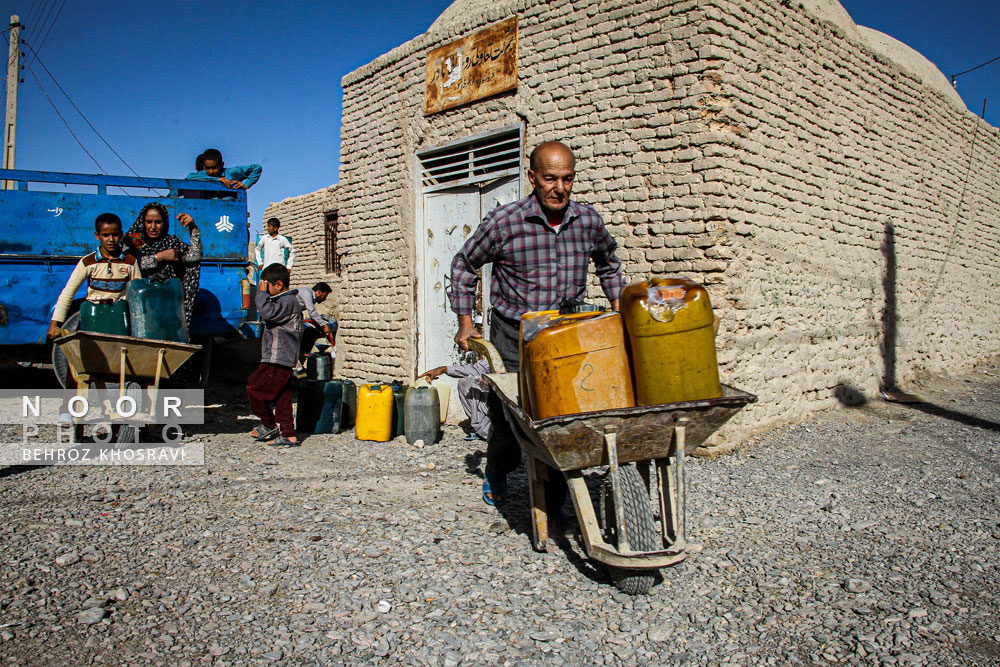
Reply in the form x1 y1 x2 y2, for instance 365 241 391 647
413 124 524 374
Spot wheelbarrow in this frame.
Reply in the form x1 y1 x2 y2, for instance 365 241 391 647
470 340 756 595
53 330 201 443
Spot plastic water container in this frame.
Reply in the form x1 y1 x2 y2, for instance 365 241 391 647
80 300 130 335
306 351 332 381
414 377 452 424
126 278 187 342
404 386 440 445
315 380 345 434
620 276 722 405
340 380 357 429
432 379 451 423
520 309 635 419
390 381 407 438
296 379 326 434
356 383 393 442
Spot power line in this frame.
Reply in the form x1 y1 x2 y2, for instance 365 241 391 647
951 55 1000 88
22 0 43 35
27 0 56 64
25 0 53 57
26 61 136 196
25 63 109 175
22 38 140 176
31 0 66 64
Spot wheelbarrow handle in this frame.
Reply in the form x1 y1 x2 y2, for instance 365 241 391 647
467 338 504 374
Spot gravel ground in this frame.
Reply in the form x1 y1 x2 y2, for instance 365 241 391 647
1 354 999 666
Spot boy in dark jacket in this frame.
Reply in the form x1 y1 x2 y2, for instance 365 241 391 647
247 263 302 447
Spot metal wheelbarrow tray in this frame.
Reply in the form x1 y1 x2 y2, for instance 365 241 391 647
53 331 202 444
55 330 201 387
485 372 757 594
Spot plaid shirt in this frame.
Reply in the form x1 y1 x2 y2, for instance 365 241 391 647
450 193 624 319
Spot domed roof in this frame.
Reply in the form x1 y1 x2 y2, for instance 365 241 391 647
428 0 498 34
798 0 863 40
856 27 962 106
426 0 962 109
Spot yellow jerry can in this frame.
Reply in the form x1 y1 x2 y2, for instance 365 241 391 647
355 383 394 442
620 276 722 405
520 309 635 420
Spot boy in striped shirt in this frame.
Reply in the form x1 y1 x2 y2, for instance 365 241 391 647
47 213 140 340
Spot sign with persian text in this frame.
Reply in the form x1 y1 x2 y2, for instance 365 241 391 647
424 16 518 116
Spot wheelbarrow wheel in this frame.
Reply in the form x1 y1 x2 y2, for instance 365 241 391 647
599 463 659 595
114 382 143 445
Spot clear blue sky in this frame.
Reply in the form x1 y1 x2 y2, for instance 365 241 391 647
0 1 996 232
0 0 452 231
839 0 999 128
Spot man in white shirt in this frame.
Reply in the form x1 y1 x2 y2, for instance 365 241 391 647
255 218 295 272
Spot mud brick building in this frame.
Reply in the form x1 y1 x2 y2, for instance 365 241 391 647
264 186 340 317
269 0 1000 451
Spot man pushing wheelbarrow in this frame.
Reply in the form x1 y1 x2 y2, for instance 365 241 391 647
450 141 625 510
449 141 756 594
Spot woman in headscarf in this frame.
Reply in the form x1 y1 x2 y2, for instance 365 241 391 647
124 202 202 332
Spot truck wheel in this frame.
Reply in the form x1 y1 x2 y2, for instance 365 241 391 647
195 336 213 389
52 312 80 388
599 463 660 595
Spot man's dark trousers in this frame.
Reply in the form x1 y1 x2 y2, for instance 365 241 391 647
485 309 568 507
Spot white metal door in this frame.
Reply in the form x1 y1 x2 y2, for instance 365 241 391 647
417 176 521 373
418 185 479 371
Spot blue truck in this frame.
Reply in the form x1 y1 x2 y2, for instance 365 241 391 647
0 169 253 357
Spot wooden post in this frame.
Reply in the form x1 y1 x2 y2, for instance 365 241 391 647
4 15 20 190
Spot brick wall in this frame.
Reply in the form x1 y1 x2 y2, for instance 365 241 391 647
698 0 1000 443
332 0 1000 449
263 186 341 318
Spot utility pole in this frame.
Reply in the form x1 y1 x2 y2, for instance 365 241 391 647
4 15 21 190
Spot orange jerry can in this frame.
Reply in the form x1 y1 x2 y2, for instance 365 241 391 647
355 383 394 442
520 309 635 419
620 276 722 405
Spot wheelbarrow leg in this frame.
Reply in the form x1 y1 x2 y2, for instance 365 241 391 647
146 347 167 426
119 347 127 395
656 419 688 547
605 426 631 552
676 420 687 542
71 374 92 443
566 471 600 556
656 455 679 545
526 455 549 552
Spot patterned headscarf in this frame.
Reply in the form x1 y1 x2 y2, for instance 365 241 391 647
125 202 201 329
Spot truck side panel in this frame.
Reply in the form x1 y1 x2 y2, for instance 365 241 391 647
0 170 251 345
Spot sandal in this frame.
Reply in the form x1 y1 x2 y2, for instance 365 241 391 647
249 423 279 441
482 466 507 507
267 435 300 448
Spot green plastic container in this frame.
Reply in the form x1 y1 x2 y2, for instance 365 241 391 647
127 278 187 342
80 300 130 335
296 379 326 435
390 381 407 439
404 386 440 445
340 380 357 430
315 380 344 434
